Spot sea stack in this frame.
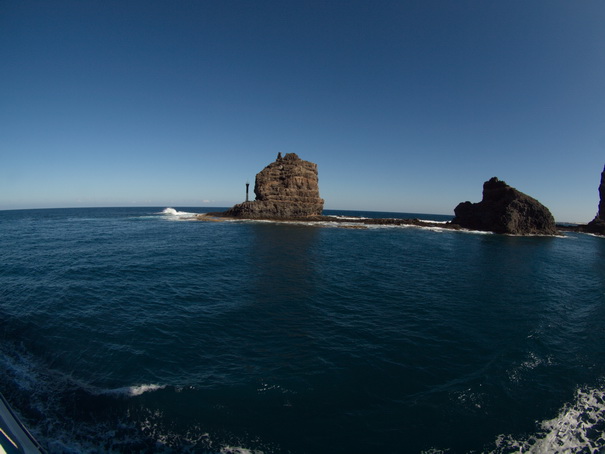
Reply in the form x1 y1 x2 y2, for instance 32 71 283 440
224 153 324 219
452 177 557 235
585 165 605 235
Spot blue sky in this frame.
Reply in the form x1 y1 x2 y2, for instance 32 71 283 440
1 1 604 222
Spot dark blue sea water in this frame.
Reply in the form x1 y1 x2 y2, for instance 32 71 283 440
1 207 604 453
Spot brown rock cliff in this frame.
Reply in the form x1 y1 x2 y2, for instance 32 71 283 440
224 153 324 218
452 177 557 235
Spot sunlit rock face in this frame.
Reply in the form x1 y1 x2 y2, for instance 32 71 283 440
225 153 324 219
452 177 557 235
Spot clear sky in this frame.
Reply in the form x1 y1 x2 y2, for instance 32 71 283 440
1 1 604 222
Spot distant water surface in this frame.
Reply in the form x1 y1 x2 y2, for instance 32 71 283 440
0 207 604 453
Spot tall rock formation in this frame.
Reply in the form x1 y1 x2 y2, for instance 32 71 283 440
585 165 605 235
452 177 557 235
597 165 605 219
224 153 324 219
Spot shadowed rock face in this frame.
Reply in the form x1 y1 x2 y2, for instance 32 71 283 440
598 166 605 220
452 177 557 235
225 153 324 218
585 166 605 235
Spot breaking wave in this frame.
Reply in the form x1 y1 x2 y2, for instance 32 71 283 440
158 207 197 218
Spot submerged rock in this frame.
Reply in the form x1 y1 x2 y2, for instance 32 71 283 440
452 177 557 235
224 153 324 219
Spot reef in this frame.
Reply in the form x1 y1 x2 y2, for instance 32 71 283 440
451 177 557 235
222 153 324 219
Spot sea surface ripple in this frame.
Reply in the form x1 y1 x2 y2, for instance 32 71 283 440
1 207 604 453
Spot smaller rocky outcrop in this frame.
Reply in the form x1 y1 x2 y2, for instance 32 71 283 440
584 165 605 235
224 153 324 219
452 177 557 235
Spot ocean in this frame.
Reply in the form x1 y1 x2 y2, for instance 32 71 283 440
1 207 604 453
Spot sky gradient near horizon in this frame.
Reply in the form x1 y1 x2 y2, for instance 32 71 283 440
1 1 604 222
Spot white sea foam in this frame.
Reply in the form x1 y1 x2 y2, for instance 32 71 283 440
230 216 497 235
425 384 605 454
492 384 605 453
158 207 198 219
584 232 605 239
102 384 165 397
418 219 449 224
220 447 262 454
507 352 555 384
159 207 196 216
455 228 494 235
326 215 370 220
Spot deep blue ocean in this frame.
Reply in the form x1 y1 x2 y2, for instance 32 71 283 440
1 207 604 453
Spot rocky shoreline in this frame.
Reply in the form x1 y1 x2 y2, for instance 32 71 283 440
199 211 600 237
556 222 605 236
211 153 605 236
202 211 589 235
202 212 461 228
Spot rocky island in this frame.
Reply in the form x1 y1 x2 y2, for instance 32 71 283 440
203 154 604 237
221 152 324 219
203 153 455 228
451 177 557 235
